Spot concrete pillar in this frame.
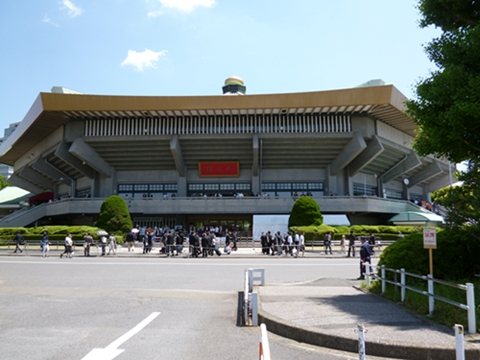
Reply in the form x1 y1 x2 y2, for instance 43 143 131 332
177 173 187 197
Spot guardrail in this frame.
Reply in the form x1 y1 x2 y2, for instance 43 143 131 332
243 268 265 326
365 265 476 334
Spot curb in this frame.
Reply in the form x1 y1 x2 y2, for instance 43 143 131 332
257 308 477 360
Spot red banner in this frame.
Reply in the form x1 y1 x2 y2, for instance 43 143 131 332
198 162 240 177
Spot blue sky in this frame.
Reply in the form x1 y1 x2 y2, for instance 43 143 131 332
0 0 441 133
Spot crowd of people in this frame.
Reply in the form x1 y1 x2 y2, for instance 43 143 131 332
26 226 377 280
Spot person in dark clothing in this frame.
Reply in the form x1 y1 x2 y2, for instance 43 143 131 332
232 230 238 251
347 230 356 257
368 232 376 255
260 232 268 255
201 232 209 257
126 231 135 252
273 231 283 256
324 231 333 255
13 232 24 253
175 231 184 255
166 231 174 256
146 231 154 253
190 232 199 257
358 237 372 280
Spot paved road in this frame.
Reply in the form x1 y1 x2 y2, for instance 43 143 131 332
0 256 387 360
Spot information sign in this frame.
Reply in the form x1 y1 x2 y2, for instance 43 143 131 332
423 228 437 249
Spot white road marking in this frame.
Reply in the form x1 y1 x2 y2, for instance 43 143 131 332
81 312 160 360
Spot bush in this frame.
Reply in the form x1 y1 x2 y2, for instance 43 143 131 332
290 224 335 244
378 228 480 280
95 195 132 234
288 197 323 227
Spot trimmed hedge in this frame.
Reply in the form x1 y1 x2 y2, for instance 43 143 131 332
290 224 428 245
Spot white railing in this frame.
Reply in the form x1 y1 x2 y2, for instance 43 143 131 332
365 265 476 334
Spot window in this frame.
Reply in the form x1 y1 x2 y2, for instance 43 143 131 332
308 183 323 190
235 183 251 190
204 184 219 191
134 184 148 191
353 183 377 196
164 184 178 191
189 184 203 191
385 189 403 200
292 183 307 190
118 184 133 191
262 183 275 190
276 183 292 190
220 184 235 190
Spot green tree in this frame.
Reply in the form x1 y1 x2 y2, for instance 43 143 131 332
432 163 480 231
0 174 10 190
95 195 132 234
406 4 480 164
288 196 323 228
406 1 480 228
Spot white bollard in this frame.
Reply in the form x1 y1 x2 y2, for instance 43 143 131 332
259 323 271 360
400 268 406 302
454 324 465 360
427 274 434 315
357 323 366 360
466 283 476 334
250 292 258 326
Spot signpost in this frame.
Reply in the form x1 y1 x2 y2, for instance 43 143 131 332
423 228 437 275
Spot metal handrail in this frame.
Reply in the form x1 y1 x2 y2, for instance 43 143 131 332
366 265 476 334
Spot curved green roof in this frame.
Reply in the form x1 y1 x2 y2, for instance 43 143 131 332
389 211 444 223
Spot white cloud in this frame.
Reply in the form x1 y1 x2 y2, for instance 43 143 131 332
60 0 83 17
121 49 167 72
42 14 59 27
158 0 215 13
147 10 163 18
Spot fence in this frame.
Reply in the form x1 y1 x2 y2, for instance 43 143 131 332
243 268 265 327
365 264 476 334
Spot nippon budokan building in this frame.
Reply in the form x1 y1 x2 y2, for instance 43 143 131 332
0 77 452 230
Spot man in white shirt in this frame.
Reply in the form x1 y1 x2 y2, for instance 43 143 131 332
299 232 305 257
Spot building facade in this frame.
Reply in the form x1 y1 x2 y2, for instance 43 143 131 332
0 78 452 229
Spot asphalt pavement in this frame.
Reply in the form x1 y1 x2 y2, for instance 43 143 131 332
2 245 480 359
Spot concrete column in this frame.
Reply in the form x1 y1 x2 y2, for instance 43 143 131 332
252 175 260 195
177 172 187 197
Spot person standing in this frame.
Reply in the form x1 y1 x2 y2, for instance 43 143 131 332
107 233 116 255
232 230 238 251
83 232 93 257
40 232 50 258
287 232 293 256
294 232 300 254
299 232 305 257
358 236 372 280
13 231 24 253
340 235 346 255
126 231 135 252
347 230 356 257
274 231 283 256
165 230 174 256
190 231 199 257
260 232 268 255
201 232 209 258
61 233 73 258
324 231 333 255
100 235 107 256
368 232 376 255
